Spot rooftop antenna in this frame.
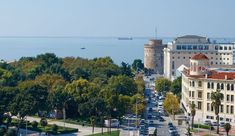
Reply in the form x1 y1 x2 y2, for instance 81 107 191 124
155 27 158 39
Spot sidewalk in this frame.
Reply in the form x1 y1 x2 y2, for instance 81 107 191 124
13 116 118 136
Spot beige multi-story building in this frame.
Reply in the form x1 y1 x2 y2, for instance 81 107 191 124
144 39 166 74
182 53 235 124
164 35 235 80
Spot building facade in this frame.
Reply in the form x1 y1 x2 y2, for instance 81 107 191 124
164 35 235 80
144 39 166 74
182 53 235 124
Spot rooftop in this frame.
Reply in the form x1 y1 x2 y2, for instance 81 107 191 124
191 53 209 60
183 67 235 80
177 35 206 39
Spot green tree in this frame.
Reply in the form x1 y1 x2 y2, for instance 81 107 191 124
90 116 95 134
163 93 180 119
107 75 137 96
190 103 196 130
132 59 144 71
211 89 223 134
155 78 172 95
10 92 35 119
171 76 181 98
120 62 133 77
224 123 231 136
135 75 145 94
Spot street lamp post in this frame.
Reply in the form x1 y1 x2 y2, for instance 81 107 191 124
25 116 27 136
63 98 72 130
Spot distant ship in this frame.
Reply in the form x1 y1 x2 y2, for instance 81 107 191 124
80 47 86 50
118 37 133 40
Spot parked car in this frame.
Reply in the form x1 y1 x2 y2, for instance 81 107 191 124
219 121 225 127
212 121 219 126
204 120 212 126
104 119 119 127
159 117 165 122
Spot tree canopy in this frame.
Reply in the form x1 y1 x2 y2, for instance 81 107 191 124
0 53 145 121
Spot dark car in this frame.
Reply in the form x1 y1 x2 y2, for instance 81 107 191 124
159 117 165 122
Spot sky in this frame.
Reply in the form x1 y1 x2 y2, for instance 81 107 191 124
0 0 234 38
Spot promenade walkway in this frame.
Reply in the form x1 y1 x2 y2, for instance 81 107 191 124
13 116 117 136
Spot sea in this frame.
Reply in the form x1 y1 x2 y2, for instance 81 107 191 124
0 37 235 65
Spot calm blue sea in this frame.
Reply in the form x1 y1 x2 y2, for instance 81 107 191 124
0 37 234 65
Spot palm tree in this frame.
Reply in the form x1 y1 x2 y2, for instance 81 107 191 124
224 123 231 136
190 103 196 130
211 89 223 134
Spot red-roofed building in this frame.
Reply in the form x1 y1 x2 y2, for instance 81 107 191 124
181 53 235 124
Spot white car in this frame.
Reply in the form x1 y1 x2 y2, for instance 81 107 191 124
204 120 212 125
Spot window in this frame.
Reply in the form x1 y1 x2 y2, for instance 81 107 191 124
215 46 218 50
176 45 181 50
221 105 224 113
211 61 213 65
204 45 209 50
192 81 195 87
183 57 185 59
227 95 230 101
207 93 210 100
172 61 175 69
198 81 202 87
199 45 203 50
198 91 202 98
188 45 192 50
229 46 232 50
224 46 227 50
227 84 230 90
189 91 191 97
221 94 224 101
231 84 234 91
207 82 210 88
231 95 234 102
231 106 234 114
198 102 202 110
192 91 195 98
182 45 187 50
227 105 229 113
207 103 210 111
217 83 220 89
220 46 223 50
211 104 214 111
211 82 214 89
221 83 224 90
193 45 197 50
227 58 229 60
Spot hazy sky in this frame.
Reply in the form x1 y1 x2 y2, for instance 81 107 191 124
0 0 234 37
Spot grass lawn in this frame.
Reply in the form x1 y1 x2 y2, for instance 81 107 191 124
7 118 78 135
87 130 120 136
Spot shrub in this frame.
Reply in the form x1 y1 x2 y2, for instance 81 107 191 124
40 118 48 127
5 128 17 136
52 124 58 133
193 124 214 130
0 127 6 135
31 121 38 128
